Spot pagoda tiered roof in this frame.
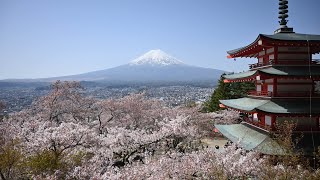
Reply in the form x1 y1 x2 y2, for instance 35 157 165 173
227 33 320 58
215 123 284 155
217 0 320 155
215 122 320 155
220 98 320 115
224 66 320 82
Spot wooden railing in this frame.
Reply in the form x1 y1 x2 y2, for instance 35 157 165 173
248 91 320 97
249 59 320 69
242 117 320 132
249 59 273 69
242 117 272 131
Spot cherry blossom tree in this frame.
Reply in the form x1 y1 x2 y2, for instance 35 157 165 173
0 81 213 178
1 81 320 179
211 109 240 125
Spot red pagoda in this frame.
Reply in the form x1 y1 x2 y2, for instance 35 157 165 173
215 0 320 155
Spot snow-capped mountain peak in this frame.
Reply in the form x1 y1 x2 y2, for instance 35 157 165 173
130 49 184 66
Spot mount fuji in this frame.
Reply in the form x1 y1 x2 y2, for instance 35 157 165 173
129 49 184 66
3 50 226 85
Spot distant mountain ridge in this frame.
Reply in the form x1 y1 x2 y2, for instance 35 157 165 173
1 50 226 85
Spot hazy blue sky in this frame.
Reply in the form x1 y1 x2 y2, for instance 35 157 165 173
1 0 319 79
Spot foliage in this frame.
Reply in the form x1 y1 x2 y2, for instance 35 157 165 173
268 121 309 171
1 81 320 179
202 74 255 112
0 139 24 180
0 81 216 179
26 150 66 176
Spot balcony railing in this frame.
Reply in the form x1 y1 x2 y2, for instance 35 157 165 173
249 60 273 69
242 117 272 131
248 91 320 97
249 59 320 69
242 116 320 132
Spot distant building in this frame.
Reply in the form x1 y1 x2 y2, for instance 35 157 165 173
215 0 320 155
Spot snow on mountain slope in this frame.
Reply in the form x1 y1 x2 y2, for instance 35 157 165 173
130 49 184 66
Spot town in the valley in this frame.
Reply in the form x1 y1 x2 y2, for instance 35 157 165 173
0 84 214 114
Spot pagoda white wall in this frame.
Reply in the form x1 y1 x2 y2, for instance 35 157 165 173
266 47 274 54
256 85 261 91
267 85 274 92
269 54 275 61
265 115 272 126
257 78 274 83
259 51 265 56
264 79 274 83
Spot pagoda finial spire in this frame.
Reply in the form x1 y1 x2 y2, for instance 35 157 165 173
278 0 289 27
274 0 294 34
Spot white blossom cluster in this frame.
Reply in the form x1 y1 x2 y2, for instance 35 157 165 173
1 81 319 179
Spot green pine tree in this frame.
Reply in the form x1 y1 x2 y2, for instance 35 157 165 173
202 74 255 112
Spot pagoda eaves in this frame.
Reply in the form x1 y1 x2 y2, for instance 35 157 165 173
220 98 320 115
227 33 320 59
224 66 320 83
216 0 320 155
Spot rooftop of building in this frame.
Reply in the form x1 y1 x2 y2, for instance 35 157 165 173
219 97 320 114
223 66 320 81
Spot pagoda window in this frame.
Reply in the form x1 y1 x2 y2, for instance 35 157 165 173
265 115 272 126
259 51 265 56
264 79 274 83
267 84 273 93
268 54 274 63
266 47 274 54
253 113 259 122
256 84 262 92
